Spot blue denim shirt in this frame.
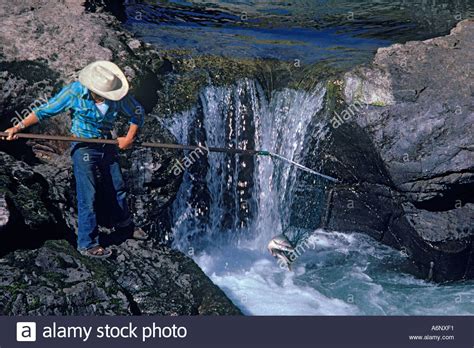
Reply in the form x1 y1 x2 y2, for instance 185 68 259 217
33 81 145 138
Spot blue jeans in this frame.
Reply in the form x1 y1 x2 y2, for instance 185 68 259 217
72 143 131 250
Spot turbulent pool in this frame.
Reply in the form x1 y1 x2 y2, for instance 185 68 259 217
194 231 474 315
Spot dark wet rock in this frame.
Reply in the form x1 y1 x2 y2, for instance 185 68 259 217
109 239 240 315
319 20 474 282
0 152 68 255
0 239 239 315
0 192 10 230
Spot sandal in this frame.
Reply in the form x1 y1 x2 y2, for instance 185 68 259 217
79 245 112 259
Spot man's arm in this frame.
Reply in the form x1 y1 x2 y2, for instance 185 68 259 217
117 95 145 150
3 83 74 140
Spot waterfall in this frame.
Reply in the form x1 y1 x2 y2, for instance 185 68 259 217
165 79 327 252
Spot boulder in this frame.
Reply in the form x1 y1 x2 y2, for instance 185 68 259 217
321 20 473 282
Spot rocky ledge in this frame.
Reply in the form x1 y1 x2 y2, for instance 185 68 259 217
319 19 473 282
0 0 240 315
0 239 239 315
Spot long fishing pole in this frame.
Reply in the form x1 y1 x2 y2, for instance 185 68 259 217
0 132 338 182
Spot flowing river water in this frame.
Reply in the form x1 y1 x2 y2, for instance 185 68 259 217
125 0 474 315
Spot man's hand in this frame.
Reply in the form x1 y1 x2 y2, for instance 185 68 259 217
2 127 20 140
117 136 134 150
118 123 139 150
2 113 37 140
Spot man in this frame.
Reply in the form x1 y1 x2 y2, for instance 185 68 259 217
3 60 148 258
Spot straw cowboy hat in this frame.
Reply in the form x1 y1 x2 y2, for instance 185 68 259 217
79 61 129 101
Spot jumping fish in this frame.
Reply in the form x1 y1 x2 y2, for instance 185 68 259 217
267 234 295 270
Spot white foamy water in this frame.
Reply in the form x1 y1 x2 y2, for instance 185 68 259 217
195 230 474 315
